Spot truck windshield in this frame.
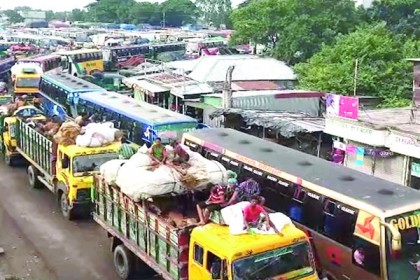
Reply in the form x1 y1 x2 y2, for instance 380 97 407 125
73 153 118 176
386 212 420 280
232 242 314 280
16 77 40 88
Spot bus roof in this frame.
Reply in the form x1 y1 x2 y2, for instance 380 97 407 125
28 54 60 62
79 91 198 126
186 128 420 216
19 54 60 63
193 223 308 261
42 72 106 93
58 49 102 55
104 44 149 51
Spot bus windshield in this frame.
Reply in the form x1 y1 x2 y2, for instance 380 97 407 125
232 242 314 280
386 212 420 280
73 153 118 176
16 77 40 88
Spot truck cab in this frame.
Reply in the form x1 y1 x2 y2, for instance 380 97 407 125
13 67 41 100
189 223 318 280
54 143 120 219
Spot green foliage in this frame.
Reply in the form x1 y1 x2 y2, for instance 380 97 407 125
363 0 420 39
195 0 232 27
82 0 199 26
162 0 199 26
294 24 420 107
2 10 24 24
231 0 361 64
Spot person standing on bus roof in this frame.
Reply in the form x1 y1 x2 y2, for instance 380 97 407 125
149 137 167 164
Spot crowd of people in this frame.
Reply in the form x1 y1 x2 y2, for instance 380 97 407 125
195 170 280 233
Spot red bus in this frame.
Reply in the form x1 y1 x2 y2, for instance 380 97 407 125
18 54 61 72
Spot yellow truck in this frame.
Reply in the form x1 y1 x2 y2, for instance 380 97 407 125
93 175 319 280
13 67 41 99
2 115 120 220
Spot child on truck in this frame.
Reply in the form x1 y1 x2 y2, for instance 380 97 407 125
196 183 226 225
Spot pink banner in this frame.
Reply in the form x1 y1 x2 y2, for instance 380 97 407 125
326 94 359 120
339 96 359 119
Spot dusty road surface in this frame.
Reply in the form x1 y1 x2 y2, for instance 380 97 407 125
0 159 160 280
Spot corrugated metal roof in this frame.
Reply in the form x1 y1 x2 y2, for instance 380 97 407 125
210 108 324 138
188 55 297 83
232 81 280 91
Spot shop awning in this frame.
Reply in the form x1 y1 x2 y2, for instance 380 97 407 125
133 79 169 94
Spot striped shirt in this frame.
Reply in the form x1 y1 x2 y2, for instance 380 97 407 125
119 143 136 159
237 179 261 202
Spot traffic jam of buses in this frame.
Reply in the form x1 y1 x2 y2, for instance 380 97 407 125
0 6 419 280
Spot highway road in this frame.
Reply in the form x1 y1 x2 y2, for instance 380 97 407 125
0 158 159 280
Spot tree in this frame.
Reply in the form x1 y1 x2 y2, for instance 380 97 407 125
70 9 87 22
3 10 24 24
363 0 420 39
294 24 420 107
230 0 361 64
128 2 161 25
86 0 138 23
195 0 232 27
161 0 198 26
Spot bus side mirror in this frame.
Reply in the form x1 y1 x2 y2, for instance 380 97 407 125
382 222 402 256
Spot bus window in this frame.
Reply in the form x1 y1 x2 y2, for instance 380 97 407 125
184 140 200 152
301 190 324 229
202 147 221 161
262 175 293 214
289 185 305 223
321 200 357 246
228 159 241 173
353 237 381 276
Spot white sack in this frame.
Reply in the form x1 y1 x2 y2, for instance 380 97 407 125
116 164 182 201
100 159 127 184
82 122 117 143
75 134 103 147
221 203 294 235
115 147 228 199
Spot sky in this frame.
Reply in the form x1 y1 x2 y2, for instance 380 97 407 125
0 0 244 12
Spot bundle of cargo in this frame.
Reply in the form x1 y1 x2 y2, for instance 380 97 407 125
53 121 123 147
54 121 82 146
100 144 228 201
75 122 123 147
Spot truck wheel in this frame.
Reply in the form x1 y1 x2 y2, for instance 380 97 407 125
114 245 134 280
28 165 42 189
5 154 14 166
60 191 75 220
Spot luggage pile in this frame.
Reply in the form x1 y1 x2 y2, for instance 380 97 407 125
100 144 228 201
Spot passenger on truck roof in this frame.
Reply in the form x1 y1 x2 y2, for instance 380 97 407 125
224 177 265 207
170 140 189 165
149 137 167 164
243 196 269 230
196 183 226 225
119 135 138 160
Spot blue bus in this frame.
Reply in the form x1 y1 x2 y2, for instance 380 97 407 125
0 55 16 82
76 91 199 145
38 72 106 119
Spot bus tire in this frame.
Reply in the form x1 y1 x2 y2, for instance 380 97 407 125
28 165 42 189
5 154 15 166
59 190 75 221
113 245 134 280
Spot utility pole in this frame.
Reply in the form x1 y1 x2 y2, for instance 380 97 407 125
162 11 166 28
222 65 235 108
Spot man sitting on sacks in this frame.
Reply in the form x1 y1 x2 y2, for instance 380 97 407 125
148 137 168 165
